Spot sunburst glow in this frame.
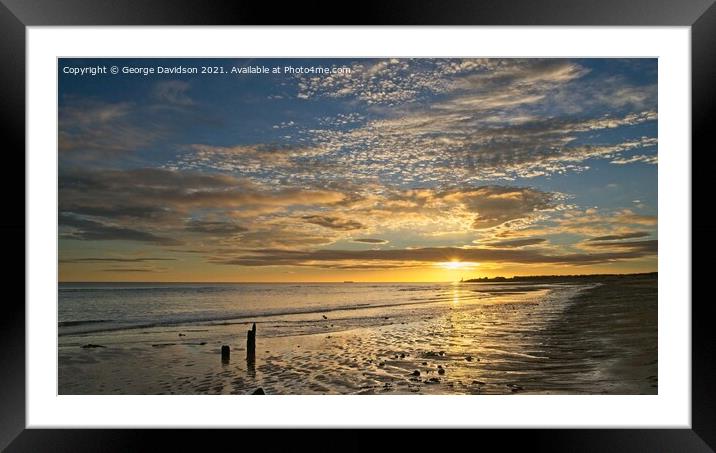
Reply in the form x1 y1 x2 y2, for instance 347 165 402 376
439 260 480 270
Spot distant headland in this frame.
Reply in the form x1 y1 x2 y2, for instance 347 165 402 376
462 272 657 283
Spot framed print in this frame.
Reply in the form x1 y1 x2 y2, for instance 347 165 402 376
4 0 713 450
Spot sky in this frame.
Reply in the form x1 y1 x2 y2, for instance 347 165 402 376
58 58 658 282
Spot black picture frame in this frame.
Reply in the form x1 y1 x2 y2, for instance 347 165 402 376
3 0 712 450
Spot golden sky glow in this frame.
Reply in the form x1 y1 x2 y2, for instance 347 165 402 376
438 260 480 270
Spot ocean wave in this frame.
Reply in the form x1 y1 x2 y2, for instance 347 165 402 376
58 319 112 327
57 295 468 336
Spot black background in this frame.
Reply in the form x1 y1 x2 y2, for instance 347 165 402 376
1 0 713 451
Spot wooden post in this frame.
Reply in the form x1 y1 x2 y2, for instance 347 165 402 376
221 345 230 362
246 322 256 362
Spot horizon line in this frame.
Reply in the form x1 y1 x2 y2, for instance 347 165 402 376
58 271 658 285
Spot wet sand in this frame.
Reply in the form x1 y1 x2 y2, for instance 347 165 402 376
59 276 657 395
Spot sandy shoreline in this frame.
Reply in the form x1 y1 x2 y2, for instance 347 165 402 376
59 277 657 395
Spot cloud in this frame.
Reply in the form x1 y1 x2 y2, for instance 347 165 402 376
59 167 357 252
216 109 656 185
295 59 587 107
59 99 162 155
169 60 657 185
295 59 492 105
185 220 248 234
152 80 193 106
57 204 174 221
610 154 658 165
479 238 547 248
306 112 656 182
222 225 335 249
477 207 657 251
59 214 182 246
586 231 650 242
100 268 166 273
440 186 555 229
60 257 177 263
554 208 658 236
61 100 131 125
581 239 657 253
302 215 365 231
60 167 348 219
320 185 559 237
551 73 657 112
62 165 559 255
213 242 657 268
174 144 330 177
59 164 651 266
614 210 658 226
59 86 201 158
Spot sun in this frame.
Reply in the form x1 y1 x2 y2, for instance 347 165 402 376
438 260 480 270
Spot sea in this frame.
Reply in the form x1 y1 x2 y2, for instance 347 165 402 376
58 277 657 395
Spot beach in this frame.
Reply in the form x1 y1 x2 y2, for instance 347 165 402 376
58 274 657 395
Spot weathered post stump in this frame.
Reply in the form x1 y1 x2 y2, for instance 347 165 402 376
247 322 256 362
221 345 230 362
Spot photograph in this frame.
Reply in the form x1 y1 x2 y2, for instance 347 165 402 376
57 57 658 396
